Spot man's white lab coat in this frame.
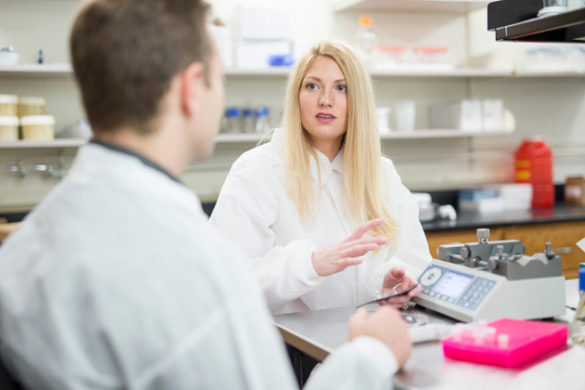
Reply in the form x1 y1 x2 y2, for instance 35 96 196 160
211 129 432 314
0 143 397 389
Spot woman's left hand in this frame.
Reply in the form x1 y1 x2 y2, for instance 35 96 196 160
379 267 422 309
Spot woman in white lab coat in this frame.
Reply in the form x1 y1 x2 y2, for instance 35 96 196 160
210 40 432 315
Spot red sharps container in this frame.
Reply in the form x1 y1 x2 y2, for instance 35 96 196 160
515 137 554 208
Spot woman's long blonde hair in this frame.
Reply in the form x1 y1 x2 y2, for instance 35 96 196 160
283 40 399 241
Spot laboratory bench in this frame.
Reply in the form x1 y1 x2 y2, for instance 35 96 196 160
422 206 585 280
2 204 585 278
274 279 584 390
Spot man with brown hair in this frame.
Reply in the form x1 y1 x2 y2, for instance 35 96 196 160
0 0 412 389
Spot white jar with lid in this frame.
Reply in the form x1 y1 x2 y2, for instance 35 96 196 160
0 116 19 141
0 95 18 116
18 96 46 117
21 115 55 140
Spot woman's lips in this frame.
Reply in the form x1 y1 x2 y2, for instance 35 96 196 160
315 112 336 123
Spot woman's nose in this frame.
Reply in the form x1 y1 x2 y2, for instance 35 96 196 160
318 89 334 107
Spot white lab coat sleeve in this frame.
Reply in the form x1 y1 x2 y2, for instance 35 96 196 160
210 153 326 312
304 337 397 390
366 159 433 297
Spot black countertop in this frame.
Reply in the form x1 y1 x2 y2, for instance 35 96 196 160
422 205 585 233
3 203 585 234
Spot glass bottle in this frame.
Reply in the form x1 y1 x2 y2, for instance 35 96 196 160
242 108 255 133
225 107 241 133
255 106 270 134
355 16 378 67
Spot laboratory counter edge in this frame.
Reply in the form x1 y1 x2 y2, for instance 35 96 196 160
2 202 585 234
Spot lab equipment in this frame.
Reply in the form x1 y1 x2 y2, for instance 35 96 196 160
242 108 255 133
515 137 554 208
268 54 294 67
356 283 418 308
224 108 241 133
355 17 378 65
0 95 18 116
442 318 568 367
375 107 391 134
538 0 568 16
564 176 585 206
255 106 270 134
394 100 415 132
20 115 55 140
18 96 46 117
413 228 566 322
0 47 19 65
0 116 19 141
569 265 585 345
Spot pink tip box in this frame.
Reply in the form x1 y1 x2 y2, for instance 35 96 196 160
441 318 568 368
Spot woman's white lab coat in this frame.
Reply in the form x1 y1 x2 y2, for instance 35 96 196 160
210 129 432 314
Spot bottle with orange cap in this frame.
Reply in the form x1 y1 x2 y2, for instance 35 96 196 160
356 16 378 66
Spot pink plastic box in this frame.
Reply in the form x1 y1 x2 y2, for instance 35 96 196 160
441 318 568 368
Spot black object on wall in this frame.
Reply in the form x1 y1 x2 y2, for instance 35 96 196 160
488 0 585 42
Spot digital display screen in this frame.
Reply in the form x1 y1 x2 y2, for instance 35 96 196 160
432 271 473 299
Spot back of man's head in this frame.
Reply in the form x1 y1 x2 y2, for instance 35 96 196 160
70 0 211 136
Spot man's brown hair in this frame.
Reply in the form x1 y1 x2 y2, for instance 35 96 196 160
70 0 211 135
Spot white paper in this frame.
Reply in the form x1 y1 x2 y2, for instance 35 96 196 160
577 237 585 253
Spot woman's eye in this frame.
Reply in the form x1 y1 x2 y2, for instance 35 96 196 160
336 84 347 92
305 82 318 90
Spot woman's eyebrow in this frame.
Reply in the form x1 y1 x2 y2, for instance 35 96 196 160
304 76 346 83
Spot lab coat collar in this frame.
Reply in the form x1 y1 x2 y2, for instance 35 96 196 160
271 128 344 187
90 138 182 184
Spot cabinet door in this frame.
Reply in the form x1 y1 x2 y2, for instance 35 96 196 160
503 221 585 280
425 228 505 259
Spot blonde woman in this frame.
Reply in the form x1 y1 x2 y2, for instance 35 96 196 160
210 40 431 315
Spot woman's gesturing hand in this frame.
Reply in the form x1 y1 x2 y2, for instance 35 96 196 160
311 218 388 277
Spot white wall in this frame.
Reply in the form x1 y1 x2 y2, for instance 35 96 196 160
1 0 584 212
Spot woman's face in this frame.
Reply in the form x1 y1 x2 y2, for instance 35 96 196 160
298 56 348 158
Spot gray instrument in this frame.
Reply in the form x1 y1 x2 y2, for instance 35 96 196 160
413 228 566 322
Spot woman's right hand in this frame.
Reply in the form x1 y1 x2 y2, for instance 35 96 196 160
311 218 388 277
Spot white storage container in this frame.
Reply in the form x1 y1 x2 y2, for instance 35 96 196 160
0 116 19 141
0 95 18 116
18 96 46 117
21 115 55 140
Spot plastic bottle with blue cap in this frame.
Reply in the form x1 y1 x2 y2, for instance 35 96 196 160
570 262 585 345
255 106 270 134
242 108 255 133
224 107 241 133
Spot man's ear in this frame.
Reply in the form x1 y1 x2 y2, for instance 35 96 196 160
179 61 206 117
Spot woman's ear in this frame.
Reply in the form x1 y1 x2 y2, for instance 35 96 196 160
179 62 206 117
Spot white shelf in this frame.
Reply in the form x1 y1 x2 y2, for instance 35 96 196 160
216 133 268 142
3 64 585 79
225 67 513 78
0 130 513 149
0 139 86 149
513 69 585 77
334 0 489 14
379 129 513 139
224 67 291 76
369 68 513 77
0 63 72 76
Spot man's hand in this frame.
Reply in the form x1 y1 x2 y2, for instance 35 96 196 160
348 306 412 368
379 267 422 309
311 219 388 277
